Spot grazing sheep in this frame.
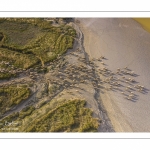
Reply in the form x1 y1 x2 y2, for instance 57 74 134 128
127 86 131 89
127 97 131 100
101 56 105 59
129 95 134 97
140 88 143 91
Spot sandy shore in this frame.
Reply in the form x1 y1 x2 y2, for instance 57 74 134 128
77 18 150 132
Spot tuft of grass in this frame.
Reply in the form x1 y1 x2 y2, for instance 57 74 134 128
19 106 35 119
0 72 16 80
49 84 60 94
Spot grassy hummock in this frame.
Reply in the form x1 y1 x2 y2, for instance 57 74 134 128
0 99 99 132
0 85 31 115
0 18 76 79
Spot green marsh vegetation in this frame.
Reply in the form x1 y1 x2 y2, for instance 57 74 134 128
0 99 99 132
0 18 100 132
0 85 31 115
0 18 76 79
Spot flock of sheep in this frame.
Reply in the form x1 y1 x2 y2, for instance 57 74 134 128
0 47 148 104
93 56 147 102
